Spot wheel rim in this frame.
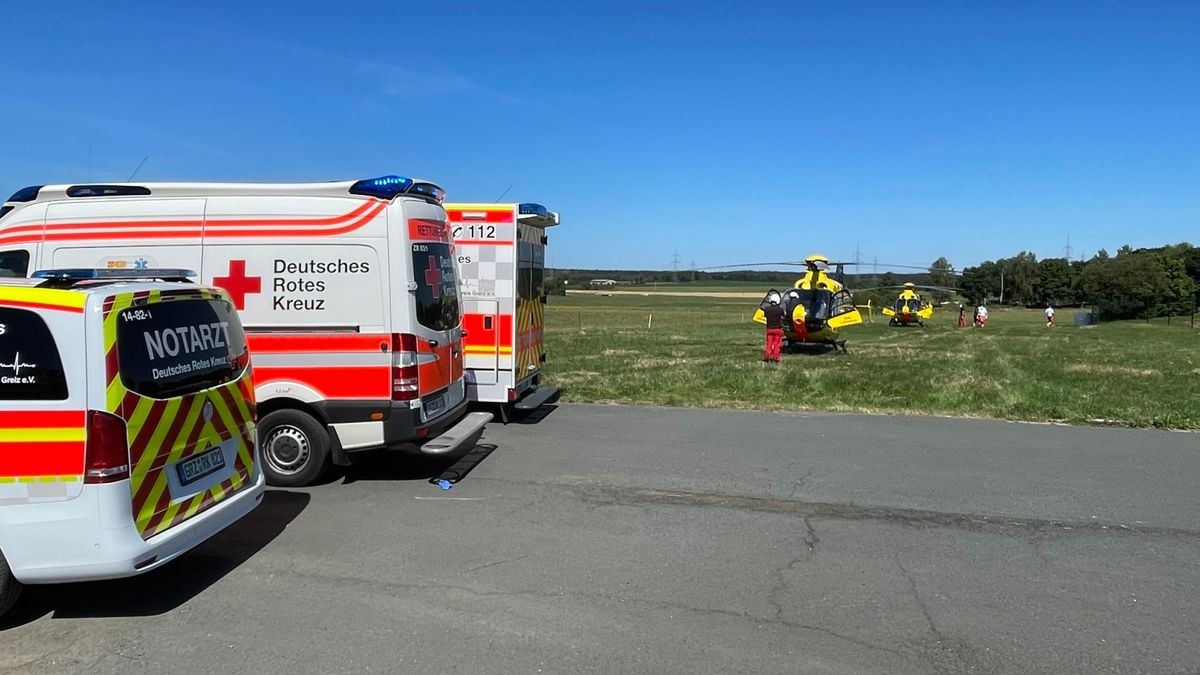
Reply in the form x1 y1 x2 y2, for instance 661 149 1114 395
262 424 310 476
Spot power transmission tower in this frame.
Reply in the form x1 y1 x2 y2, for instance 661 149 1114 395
670 249 681 282
1062 233 1073 260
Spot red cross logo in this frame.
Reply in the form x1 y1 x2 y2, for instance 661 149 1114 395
424 256 442 298
212 259 262 310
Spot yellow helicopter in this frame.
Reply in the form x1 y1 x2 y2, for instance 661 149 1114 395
752 254 863 353
881 282 934 327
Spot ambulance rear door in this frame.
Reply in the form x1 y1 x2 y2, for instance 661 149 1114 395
448 203 518 401
101 289 256 540
515 209 555 386
399 200 464 422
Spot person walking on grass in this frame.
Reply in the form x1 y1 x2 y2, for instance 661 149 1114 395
975 303 988 328
763 292 785 363
1045 304 1055 328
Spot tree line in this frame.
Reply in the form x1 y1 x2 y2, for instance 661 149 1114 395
959 243 1200 319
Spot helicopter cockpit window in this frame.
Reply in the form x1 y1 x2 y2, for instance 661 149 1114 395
812 290 833 320
830 290 855 317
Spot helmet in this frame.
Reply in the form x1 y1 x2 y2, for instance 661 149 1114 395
767 291 781 305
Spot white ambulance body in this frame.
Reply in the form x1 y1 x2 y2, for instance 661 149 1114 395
0 178 490 486
446 203 559 414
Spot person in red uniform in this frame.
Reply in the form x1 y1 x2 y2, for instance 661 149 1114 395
763 294 785 362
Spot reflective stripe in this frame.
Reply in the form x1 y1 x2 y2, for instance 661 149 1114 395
0 287 87 313
0 428 86 442
253 352 391 367
0 200 386 247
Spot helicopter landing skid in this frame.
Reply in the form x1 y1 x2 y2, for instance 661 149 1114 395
783 338 848 354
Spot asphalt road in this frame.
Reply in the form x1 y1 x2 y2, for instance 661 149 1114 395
2 404 1198 674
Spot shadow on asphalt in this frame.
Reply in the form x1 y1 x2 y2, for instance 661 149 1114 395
514 404 559 425
467 399 561 427
340 443 497 485
0 490 309 629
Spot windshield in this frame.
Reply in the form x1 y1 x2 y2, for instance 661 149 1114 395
411 242 460 331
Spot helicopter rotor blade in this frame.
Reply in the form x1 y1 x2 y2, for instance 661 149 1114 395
694 261 809 270
854 284 965 293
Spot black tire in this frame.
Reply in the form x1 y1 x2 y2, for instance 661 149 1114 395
257 409 331 487
0 548 22 619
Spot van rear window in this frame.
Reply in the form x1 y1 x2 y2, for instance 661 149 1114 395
116 298 248 399
411 243 460 331
0 308 69 400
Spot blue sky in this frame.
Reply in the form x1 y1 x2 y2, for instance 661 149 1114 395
1 1 1197 271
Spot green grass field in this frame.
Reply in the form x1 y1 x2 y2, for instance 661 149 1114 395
542 293 1200 429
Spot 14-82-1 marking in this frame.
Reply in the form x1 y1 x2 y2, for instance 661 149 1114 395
453 225 496 239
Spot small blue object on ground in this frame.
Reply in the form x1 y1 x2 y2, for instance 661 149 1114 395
438 479 453 491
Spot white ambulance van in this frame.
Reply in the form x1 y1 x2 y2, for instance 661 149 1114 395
0 178 491 487
0 269 264 618
446 202 560 419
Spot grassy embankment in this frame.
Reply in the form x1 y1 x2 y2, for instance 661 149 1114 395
543 292 1199 429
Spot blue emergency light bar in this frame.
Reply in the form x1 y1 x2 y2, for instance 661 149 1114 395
409 182 446 203
518 203 548 217
6 185 43 203
33 268 197 281
349 175 445 204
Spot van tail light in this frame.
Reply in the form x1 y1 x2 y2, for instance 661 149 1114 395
85 410 130 484
391 333 420 401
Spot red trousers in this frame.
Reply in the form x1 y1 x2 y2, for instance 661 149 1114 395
765 328 783 361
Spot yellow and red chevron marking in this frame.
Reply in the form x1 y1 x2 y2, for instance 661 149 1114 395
124 382 256 539
0 410 86 481
100 288 256 540
515 296 545 377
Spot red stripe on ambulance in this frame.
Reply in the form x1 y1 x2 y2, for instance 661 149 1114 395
0 441 86 476
445 210 515 223
253 365 391 399
247 333 391 353
0 411 85 427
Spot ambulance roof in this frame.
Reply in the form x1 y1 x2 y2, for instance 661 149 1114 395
3 175 443 205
